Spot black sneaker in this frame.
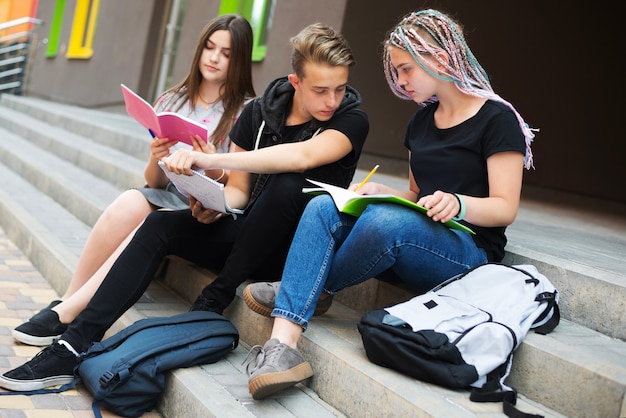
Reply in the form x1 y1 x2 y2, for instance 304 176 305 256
13 308 67 347
38 300 62 313
0 342 78 391
189 294 224 314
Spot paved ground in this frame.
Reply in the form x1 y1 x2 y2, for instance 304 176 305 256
0 226 161 418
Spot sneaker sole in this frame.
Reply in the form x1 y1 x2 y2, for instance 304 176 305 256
0 374 74 391
12 329 60 347
248 361 314 400
243 286 273 317
243 286 333 318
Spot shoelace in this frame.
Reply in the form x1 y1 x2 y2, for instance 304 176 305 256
259 343 284 368
28 343 65 366
241 344 264 375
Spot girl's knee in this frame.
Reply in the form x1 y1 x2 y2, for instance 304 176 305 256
304 195 337 217
109 190 151 214
360 204 408 226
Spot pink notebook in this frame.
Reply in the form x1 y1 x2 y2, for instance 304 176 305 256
121 84 208 145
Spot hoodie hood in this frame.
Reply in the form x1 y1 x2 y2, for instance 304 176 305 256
258 76 362 133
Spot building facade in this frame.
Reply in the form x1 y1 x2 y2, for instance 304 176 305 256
1 0 624 205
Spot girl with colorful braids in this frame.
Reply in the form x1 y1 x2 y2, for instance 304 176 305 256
241 9 536 399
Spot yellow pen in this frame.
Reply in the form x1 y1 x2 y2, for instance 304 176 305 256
355 164 379 190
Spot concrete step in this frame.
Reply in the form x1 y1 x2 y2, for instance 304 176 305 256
0 93 150 160
504 192 626 341
0 102 145 190
1 94 625 417
0 125 122 227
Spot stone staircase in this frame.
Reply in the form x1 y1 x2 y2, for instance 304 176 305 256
0 92 624 418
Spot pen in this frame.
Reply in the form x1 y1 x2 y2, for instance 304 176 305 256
148 129 156 138
355 164 379 190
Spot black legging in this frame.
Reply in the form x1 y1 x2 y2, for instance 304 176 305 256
63 173 313 352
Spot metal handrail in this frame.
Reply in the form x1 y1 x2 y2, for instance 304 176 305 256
0 17 44 94
0 17 43 31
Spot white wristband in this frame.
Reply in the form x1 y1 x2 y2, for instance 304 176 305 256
452 193 466 221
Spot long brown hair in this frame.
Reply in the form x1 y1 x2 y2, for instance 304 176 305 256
160 14 256 144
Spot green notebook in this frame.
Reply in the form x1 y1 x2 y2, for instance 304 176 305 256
303 179 475 235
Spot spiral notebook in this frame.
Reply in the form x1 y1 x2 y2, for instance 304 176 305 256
158 161 243 217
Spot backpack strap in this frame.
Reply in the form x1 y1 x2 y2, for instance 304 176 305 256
89 367 131 417
0 378 79 397
504 264 560 336
502 399 544 418
470 366 545 418
532 292 560 335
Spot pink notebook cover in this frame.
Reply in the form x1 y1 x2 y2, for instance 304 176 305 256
120 84 208 145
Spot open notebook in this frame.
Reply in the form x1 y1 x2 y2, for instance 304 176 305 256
303 179 474 234
158 161 243 217
121 84 208 145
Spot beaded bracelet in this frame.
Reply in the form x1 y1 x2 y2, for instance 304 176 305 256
452 193 466 221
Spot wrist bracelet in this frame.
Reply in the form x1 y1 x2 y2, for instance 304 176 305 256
214 168 225 182
452 193 466 221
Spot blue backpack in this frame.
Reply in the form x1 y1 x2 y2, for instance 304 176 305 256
77 311 238 417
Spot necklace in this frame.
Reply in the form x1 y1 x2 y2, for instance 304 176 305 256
198 94 218 110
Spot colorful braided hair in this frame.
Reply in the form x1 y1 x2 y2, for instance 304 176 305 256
383 9 535 169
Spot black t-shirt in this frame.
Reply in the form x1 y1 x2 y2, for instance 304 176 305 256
231 103 369 187
403 100 526 261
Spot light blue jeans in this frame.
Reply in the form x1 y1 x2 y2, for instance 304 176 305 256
273 195 488 330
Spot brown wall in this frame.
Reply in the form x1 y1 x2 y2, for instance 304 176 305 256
342 0 626 203
170 0 349 98
168 1 221 95
26 0 168 106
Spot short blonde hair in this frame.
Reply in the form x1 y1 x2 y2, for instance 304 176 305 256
290 23 355 78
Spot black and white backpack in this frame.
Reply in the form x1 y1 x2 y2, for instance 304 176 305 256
357 263 559 418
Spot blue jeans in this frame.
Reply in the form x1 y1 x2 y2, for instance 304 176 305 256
273 195 487 330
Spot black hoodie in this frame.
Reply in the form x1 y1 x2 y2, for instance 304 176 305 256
231 76 369 209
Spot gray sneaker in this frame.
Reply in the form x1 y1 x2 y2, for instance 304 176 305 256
243 338 313 400
243 282 333 317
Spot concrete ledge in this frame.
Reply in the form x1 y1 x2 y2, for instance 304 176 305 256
0 166 78 294
0 106 145 190
0 128 122 227
160 366 256 418
504 247 626 340
509 319 626 417
0 93 149 160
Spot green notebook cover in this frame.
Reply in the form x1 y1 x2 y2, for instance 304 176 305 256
304 179 475 235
